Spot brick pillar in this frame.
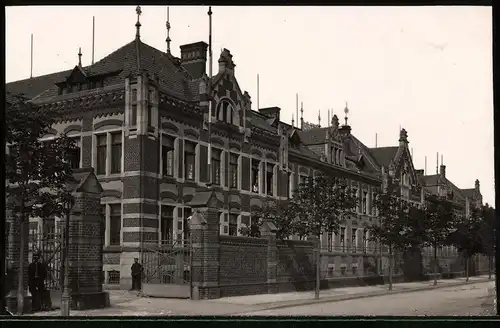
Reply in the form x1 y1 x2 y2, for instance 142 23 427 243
65 168 109 310
188 190 221 299
260 220 278 294
5 211 32 314
189 212 207 300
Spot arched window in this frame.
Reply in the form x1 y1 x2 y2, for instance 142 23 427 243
217 99 234 125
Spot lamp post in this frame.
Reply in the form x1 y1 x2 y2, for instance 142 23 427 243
60 197 73 316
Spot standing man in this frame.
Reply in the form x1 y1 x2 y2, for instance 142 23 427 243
28 252 47 312
130 258 143 291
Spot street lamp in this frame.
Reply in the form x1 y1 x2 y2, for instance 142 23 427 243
61 197 74 316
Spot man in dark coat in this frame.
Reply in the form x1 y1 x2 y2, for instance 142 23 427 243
28 252 48 311
130 258 143 291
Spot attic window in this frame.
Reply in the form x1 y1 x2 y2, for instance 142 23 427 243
217 99 235 125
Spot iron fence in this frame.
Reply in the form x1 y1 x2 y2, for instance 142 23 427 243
141 239 191 285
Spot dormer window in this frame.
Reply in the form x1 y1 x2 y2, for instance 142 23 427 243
217 99 235 125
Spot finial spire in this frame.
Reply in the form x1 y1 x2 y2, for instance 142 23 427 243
292 114 295 127
318 110 321 127
344 101 349 126
135 6 142 39
78 47 82 67
166 7 171 53
300 101 304 129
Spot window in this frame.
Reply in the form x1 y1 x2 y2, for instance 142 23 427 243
161 206 174 244
341 266 346 276
110 132 122 174
352 188 358 212
340 227 346 252
184 142 196 181
177 216 183 241
109 204 121 246
362 191 367 214
351 228 357 252
162 135 175 177
266 163 274 196
363 230 369 253
352 265 358 276
130 89 137 126
372 192 378 215
67 138 81 169
229 153 238 188
327 231 334 252
229 214 238 236
107 270 120 284
212 149 221 185
251 159 260 193
287 172 292 198
183 208 192 241
217 100 234 124
148 90 154 127
96 134 107 175
220 213 229 235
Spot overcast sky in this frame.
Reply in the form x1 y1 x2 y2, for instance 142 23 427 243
6 6 494 206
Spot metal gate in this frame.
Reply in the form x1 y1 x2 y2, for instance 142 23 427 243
29 231 63 291
141 239 192 298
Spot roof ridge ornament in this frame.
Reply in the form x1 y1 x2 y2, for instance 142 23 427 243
136 6 142 39
344 101 349 126
166 7 171 53
78 47 82 67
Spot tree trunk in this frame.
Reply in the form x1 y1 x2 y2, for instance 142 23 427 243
433 243 438 286
17 210 26 315
315 236 320 300
488 255 492 280
388 246 393 291
465 254 469 282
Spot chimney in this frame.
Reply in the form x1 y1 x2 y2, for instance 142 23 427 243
339 124 351 137
439 165 446 178
415 169 424 178
258 107 280 121
218 48 235 75
180 41 208 79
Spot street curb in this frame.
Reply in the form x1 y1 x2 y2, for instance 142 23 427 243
251 278 492 312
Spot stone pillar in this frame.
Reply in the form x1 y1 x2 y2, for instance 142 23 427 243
260 221 278 294
65 168 109 310
5 210 32 314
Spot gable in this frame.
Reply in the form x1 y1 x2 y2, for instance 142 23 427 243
392 147 418 186
211 73 248 127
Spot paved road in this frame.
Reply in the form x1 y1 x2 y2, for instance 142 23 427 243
236 281 496 316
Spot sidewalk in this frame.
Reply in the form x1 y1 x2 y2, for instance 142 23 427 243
27 275 491 316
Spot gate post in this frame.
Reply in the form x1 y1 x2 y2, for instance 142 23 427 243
189 212 207 300
187 190 222 299
65 168 109 310
260 220 278 294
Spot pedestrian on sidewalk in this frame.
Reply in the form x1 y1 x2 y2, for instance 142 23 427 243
130 258 144 291
28 252 49 312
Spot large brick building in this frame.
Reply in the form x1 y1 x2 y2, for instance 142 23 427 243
6 8 484 288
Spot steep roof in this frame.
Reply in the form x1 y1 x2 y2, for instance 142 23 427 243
368 146 398 167
298 127 329 145
460 188 475 198
419 174 467 201
6 39 198 103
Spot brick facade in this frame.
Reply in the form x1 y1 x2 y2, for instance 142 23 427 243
6 16 485 295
